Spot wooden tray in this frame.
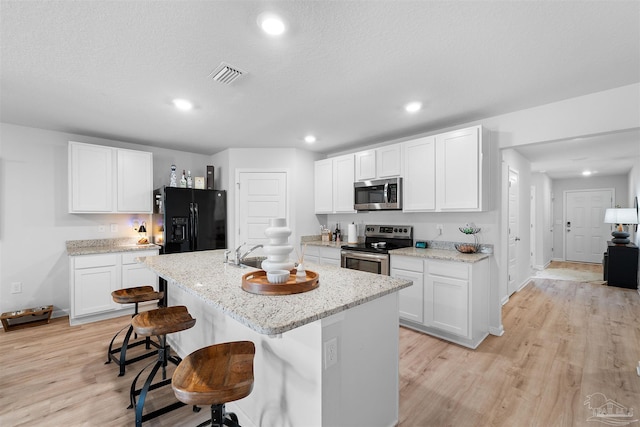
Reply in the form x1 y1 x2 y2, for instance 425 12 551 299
242 270 319 296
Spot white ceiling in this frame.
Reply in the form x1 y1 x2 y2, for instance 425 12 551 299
1 1 639 176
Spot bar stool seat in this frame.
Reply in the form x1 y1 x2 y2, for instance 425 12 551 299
172 341 255 427
129 305 196 427
106 286 164 376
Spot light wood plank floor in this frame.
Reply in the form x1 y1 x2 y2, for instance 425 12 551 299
1 269 638 426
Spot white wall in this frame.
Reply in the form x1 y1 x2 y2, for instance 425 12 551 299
211 147 323 251
0 123 212 315
532 172 553 269
551 174 629 261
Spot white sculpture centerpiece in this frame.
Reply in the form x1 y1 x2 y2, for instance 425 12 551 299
261 218 295 272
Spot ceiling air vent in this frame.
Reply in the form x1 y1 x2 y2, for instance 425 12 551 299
209 62 245 85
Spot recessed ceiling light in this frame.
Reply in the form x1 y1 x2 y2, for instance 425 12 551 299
582 170 592 176
304 135 316 144
258 13 286 36
172 99 193 111
404 101 422 113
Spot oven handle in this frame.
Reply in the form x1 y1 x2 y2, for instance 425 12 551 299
341 250 389 262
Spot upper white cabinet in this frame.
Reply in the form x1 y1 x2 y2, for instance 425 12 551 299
69 142 114 212
117 149 153 213
403 125 488 212
314 154 355 214
435 126 488 211
355 144 402 181
69 141 153 213
402 136 436 211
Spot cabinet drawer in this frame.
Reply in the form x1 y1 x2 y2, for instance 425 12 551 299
121 250 158 265
74 254 118 269
427 260 469 280
391 255 423 272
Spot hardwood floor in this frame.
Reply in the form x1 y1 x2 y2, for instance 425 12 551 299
1 271 638 426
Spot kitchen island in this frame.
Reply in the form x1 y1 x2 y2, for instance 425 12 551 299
138 249 412 427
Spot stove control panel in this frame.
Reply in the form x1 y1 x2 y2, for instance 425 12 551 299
365 225 413 239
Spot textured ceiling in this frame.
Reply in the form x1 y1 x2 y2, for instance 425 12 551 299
1 0 639 168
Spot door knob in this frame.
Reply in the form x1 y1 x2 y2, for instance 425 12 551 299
515 237 521 241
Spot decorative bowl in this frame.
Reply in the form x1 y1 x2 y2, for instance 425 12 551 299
266 269 290 284
454 243 480 254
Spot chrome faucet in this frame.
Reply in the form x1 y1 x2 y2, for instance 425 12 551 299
238 244 263 264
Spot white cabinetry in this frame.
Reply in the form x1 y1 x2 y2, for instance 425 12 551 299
354 144 402 181
314 154 355 214
117 149 153 213
69 249 159 325
402 136 436 211
69 142 114 212
402 126 488 212
435 126 488 211
394 255 489 349
425 260 470 337
69 141 153 213
391 255 424 323
304 245 341 267
72 254 118 317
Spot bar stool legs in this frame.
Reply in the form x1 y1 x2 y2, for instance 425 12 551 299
105 286 164 376
127 305 196 427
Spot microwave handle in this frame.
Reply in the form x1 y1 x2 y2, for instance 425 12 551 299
383 182 389 204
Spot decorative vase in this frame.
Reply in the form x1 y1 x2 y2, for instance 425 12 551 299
261 218 295 272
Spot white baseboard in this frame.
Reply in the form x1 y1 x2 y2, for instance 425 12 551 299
489 325 504 336
501 295 509 306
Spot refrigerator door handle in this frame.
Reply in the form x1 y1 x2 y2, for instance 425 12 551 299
189 202 195 251
193 202 199 250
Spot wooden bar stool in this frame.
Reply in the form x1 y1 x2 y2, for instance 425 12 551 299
106 286 164 376
129 305 196 427
172 341 255 427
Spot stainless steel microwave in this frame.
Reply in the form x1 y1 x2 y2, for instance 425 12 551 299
354 177 402 211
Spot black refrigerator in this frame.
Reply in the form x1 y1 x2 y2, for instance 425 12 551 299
153 187 227 254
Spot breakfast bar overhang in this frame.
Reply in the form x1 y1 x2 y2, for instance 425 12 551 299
139 250 413 427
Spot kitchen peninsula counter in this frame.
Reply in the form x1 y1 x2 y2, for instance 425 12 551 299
138 249 411 427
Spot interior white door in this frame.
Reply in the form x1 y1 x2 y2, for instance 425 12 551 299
530 185 536 270
565 189 612 263
238 172 287 250
507 168 519 295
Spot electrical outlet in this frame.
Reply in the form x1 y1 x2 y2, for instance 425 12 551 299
110 223 118 233
436 224 443 235
98 225 106 232
10 282 22 294
324 337 338 369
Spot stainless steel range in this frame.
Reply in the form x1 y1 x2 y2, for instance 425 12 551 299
341 225 413 275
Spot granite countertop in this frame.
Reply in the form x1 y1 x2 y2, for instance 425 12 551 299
66 238 161 256
139 250 412 335
303 240 344 249
390 247 490 263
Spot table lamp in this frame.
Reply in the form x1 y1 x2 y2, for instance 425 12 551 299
604 208 638 244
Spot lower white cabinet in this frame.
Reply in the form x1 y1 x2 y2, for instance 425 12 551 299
392 254 489 349
303 245 342 267
391 256 424 323
73 254 118 317
69 249 159 325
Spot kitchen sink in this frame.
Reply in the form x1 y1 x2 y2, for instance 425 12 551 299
226 256 266 268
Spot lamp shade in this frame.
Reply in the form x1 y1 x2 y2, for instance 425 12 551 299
604 208 639 225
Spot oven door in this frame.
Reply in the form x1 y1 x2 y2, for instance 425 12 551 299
340 250 389 275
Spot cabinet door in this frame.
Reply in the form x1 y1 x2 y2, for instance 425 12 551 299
376 144 402 178
314 159 334 213
391 268 424 323
69 142 114 212
319 246 341 266
403 136 435 211
74 265 118 316
354 150 376 181
436 126 480 210
425 261 469 338
333 154 355 213
117 149 153 213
